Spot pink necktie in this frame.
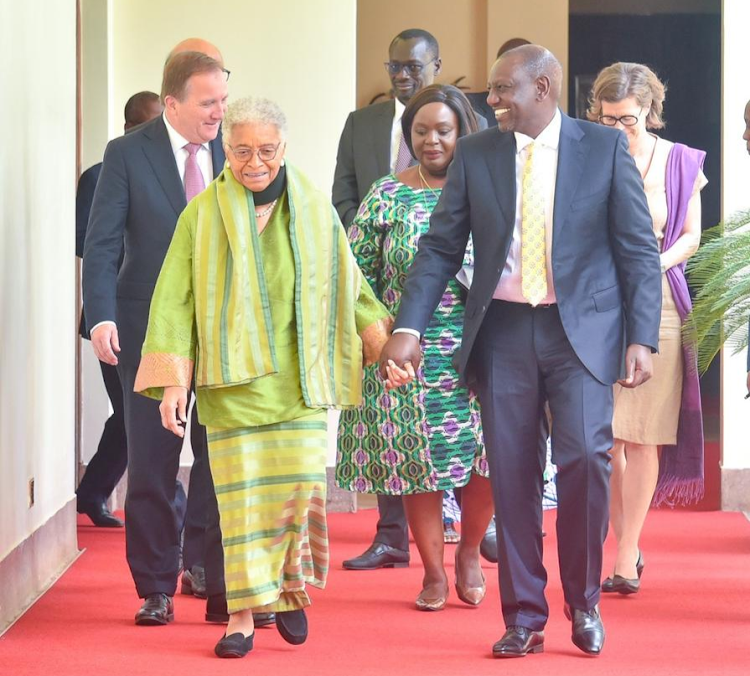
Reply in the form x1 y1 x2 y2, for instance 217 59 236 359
184 143 205 201
394 134 415 173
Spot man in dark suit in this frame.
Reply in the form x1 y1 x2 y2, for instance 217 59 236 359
76 91 163 529
83 48 228 625
380 45 661 657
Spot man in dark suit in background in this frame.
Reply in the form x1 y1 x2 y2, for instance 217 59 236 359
380 45 661 657
76 91 163 529
83 47 228 626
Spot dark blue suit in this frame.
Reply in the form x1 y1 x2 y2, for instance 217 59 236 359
394 113 661 629
83 116 225 598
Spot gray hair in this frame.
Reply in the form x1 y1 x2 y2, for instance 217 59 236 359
222 96 288 141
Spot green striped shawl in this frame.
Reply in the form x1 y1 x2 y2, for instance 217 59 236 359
138 163 370 408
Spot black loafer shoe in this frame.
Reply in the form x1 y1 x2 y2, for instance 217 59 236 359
77 501 124 528
342 543 409 570
215 632 254 658
565 603 605 655
205 595 275 626
135 593 174 625
479 519 498 563
492 626 544 658
276 609 308 645
181 565 207 599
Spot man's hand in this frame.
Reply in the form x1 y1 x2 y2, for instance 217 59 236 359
91 323 121 366
617 344 653 389
379 333 421 390
160 386 189 438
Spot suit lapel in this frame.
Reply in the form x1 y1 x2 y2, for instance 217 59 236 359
141 117 187 216
484 129 516 228
211 128 226 178
374 100 394 177
553 114 587 239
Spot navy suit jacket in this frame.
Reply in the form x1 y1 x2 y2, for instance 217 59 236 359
82 116 225 332
394 113 662 386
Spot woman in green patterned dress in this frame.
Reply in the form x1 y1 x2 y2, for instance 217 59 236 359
337 85 494 612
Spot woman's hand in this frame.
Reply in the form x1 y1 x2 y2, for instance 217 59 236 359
379 333 421 389
385 360 416 390
160 386 189 437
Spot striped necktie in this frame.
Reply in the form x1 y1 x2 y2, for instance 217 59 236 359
184 143 205 202
521 142 548 306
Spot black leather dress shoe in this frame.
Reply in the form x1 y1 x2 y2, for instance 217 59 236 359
479 518 498 563
342 543 409 570
215 632 254 658
492 626 544 658
205 595 276 626
181 565 207 598
77 501 124 528
135 593 174 625
565 604 605 655
276 609 308 645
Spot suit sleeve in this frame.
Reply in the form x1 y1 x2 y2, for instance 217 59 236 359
76 166 99 258
332 112 360 229
608 132 662 351
394 140 472 335
82 140 129 329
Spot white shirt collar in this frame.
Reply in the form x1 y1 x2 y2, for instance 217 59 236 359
163 112 210 155
394 97 405 121
514 108 562 154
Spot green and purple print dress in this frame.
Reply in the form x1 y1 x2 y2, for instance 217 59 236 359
336 176 487 495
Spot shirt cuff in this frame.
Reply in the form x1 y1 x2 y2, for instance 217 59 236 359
393 328 421 340
89 320 116 335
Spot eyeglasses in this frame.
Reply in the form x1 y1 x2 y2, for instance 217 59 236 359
384 59 436 76
223 68 231 81
598 108 643 127
227 143 282 162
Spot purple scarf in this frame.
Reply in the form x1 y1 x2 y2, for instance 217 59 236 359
653 143 706 506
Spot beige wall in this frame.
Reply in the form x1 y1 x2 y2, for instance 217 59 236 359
0 0 77 567
356 0 568 110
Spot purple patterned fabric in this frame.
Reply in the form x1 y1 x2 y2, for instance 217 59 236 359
655 143 706 506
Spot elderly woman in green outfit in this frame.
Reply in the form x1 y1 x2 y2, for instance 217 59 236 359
134 97 390 659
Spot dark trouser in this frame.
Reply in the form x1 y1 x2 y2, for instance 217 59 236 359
374 495 409 552
117 297 222 598
182 410 211 571
471 301 612 631
76 361 128 506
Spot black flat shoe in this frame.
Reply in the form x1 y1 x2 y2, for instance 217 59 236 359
205 595 276 626
565 604 605 655
181 565 207 599
276 609 308 645
479 518 498 563
492 626 544 658
135 593 174 625
342 543 409 570
214 632 254 658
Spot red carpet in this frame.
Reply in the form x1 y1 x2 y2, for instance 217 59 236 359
1 508 748 676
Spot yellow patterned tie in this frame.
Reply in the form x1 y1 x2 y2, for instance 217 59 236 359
521 142 547 306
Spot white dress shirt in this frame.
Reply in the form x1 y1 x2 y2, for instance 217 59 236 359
493 108 561 304
389 98 406 173
89 114 215 336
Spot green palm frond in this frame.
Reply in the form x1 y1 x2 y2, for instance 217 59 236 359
685 208 750 373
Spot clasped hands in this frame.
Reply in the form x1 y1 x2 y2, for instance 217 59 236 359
379 333 421 390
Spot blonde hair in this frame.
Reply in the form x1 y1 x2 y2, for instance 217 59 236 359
587 62 666 130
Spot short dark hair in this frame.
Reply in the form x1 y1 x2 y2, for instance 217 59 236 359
497 37 531 58
401 84 479 157
161 51 222 102
123 91 160 126
390 28 439 60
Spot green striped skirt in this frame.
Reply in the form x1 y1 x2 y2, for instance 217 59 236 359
206 411 329 614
